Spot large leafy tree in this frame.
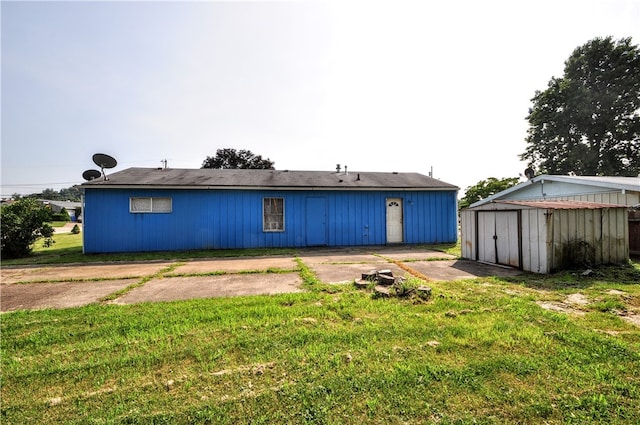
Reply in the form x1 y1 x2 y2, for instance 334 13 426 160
1 198 54 259
459 177 520 209
202 148 275 170
520 37 640 176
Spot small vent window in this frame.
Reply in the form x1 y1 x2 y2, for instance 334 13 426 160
263 197 284 232
130 197 172 213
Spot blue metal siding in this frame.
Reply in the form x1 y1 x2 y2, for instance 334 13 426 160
83 188 457 253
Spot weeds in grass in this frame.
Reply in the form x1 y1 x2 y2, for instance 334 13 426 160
2 274 639 424
295 257 322 287
99 263 184 303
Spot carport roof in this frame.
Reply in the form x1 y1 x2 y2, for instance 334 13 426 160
81 167 459 191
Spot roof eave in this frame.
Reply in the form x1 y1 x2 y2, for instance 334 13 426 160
81 184 458 191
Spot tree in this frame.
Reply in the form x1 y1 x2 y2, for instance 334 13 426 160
459 177 520 209
202 148 275 170
38 186 81 202
1 198 54 258
520 37 640 176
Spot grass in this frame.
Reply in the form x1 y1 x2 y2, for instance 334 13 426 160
2 234 461 266
1 233 298 266
2 260 639 424
49 221 70 228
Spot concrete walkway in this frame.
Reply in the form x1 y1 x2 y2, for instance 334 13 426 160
1 246 521 312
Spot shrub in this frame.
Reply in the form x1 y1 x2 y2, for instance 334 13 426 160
1 199 54 258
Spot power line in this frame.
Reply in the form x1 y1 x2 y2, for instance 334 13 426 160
1 182 81 187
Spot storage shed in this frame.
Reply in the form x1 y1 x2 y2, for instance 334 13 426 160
80 167 459 253
468 174 640 255
461 200 629 273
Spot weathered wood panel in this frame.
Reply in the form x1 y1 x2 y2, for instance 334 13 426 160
549 207 628 272
521 209 547 273
460 209 476 260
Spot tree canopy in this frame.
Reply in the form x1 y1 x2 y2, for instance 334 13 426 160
520 36 640 176
1 198 54 258
202 148 275 170
459 177 520 209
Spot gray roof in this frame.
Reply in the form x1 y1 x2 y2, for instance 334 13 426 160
38 199 82 209
81 168 459 191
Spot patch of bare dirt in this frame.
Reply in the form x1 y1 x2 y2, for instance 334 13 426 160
620 314 640 327
536 301 586 316
536 292 640 329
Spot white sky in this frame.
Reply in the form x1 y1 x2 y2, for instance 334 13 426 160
2 0 639 197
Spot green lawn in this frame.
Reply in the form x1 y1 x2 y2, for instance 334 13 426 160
2 260 639 424
3 233 461 266
2 233 301 266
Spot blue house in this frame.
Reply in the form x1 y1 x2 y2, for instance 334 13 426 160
80 168 459 253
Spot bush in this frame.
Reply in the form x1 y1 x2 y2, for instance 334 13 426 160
51 213 70 222
1 199 54 258
71 224 80 234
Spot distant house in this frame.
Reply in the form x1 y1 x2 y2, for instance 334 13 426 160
80 168 459 253
460 175 639 272
38 199 82 221
468 175 639 208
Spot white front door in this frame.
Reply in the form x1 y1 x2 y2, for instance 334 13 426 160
386 198 403 243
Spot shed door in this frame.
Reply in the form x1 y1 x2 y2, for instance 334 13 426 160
386 198 403 243
306 197 327 246
477 211 520 267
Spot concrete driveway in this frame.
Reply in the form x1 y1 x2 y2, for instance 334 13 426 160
1 246 521 312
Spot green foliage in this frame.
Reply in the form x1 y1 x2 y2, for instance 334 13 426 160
1 199 54 259
50 209 70 222
39 186 81 201
202 148 275 169
459 177 520 208
521 36 640 176
70 224 80 234
2 268 639 424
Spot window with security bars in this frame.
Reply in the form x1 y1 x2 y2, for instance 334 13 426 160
263 197 284 231
130 197 172 213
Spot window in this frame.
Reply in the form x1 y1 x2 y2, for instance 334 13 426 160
263 197 284 231
130 197 172 213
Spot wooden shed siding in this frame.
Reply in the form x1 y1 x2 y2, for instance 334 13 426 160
546 208 628 272
460 209 475 260
83 188 457 253
521 209 546 273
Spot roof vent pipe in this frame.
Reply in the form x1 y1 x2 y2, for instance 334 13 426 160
344 165 348 175
336 164 341 173
356 173 360 181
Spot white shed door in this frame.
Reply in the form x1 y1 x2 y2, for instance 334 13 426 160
386 198 403 243
477 211 520 267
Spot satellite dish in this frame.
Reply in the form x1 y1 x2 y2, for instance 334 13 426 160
524 167 535 179
82 169 102 181
93 153 117 169
92 153 117 180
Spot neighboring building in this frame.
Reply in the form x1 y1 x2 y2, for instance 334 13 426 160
80 168 459 253
468 175 639 208
461 200 629 274
38 200 82 221
469 174 639 256
461 174 639 272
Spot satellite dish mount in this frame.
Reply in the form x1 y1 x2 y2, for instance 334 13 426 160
82 169 102 181
92 153 117 180
524 167 535 180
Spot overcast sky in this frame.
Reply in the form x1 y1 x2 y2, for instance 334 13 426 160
2 0 639 197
